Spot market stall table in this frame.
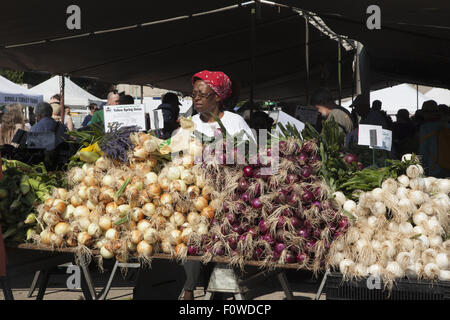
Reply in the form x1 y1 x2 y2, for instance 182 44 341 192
6 243 103 300
12 244 319 300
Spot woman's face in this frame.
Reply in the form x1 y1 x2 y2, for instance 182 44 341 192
192 80 221 114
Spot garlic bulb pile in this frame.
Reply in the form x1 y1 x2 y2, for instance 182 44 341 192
36 133 215 262
329 164 450 282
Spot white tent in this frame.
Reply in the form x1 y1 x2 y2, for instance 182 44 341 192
267 110 305 134
29 76 104 107
424 87 450 106
0 75 43 106
341 84 429 115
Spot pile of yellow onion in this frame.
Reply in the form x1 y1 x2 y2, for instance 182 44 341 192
36 132 216 262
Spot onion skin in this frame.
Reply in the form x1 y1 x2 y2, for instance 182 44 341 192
286 251 296 264
237 178 250 192
343 153 358 165
274 243 286 254
259 219 269 234
187 246 198 255
228 237 238 250
301 190 314 203
241 192 251 203
201 206 215 219
261 234 275 246
297 228 310 239
251 198 263 209
290 217 302 229
296 252 307 263
301 166 313 179
243 166 254 178
288 193 300 205
338 218 350 232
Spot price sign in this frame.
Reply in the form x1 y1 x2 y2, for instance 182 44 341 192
358 124 383 147
104 104 146 132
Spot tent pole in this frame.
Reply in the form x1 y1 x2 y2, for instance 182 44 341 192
305 16 310 105
338 38 342 106
140 85 144 104
416 84 419 110
60 75 65 125
250 7 256 106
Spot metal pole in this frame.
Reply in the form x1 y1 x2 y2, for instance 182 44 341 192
305 16 310 105
250 7 256 106
338 38 342 106
417 84 419 110
60 75 65 125
141 85 144 104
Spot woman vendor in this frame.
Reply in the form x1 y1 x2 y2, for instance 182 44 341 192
183 70 255 300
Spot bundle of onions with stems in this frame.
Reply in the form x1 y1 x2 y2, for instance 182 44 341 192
37 162 154 266
35 132 218 267
196 137 349 272
153 143 219 262
328 161 450 286
36 132 170 265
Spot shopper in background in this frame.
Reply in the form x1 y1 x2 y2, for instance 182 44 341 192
412 109 425 132
418 100 450 177
392 109 418 158
353 96 389 129
310 87 353 134
82 103 98 127
118 94 135 105
49 94 60 105
48 93 74 131
0 103 29 147
91 90 120 127
31 102 67 147
371 100 382 112
64 107 74 131
155 92 181 140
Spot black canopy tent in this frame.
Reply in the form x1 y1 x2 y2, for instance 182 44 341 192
0 1 356 104
278 0 450 90
0 1 449 105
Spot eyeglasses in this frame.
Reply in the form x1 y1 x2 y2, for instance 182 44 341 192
190 91 216 99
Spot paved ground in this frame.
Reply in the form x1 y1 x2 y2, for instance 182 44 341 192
1 247 326 300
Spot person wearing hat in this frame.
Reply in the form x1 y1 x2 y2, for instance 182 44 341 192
181 70 256 301
188 70 255 142
154 92 181 140
418 100 450 177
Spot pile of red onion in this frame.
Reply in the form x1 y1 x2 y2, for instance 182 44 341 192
192 138 350 271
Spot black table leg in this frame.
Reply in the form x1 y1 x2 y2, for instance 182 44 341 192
1 277 14 300
36 269 50 300
28 270 40 298
80 265 95 300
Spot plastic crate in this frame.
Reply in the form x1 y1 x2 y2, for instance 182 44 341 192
326 272 450 300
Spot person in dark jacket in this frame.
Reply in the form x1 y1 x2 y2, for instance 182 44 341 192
155 92 181 139
81 103 98 127
31 102 67 147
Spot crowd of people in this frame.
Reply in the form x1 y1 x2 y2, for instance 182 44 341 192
308 88 450 178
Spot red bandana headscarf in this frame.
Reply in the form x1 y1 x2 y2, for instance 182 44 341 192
192 70 232 102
